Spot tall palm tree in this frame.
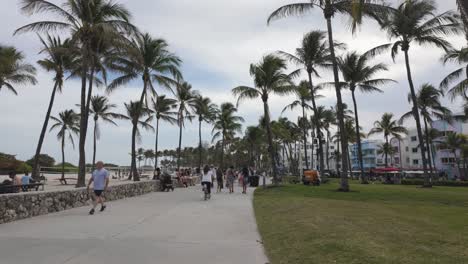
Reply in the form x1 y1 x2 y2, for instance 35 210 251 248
336 50 395 182
244 126 265 169
376 0 461 186
401 84 452 177
122 101 154 181
212 103 244 170
440 47 468 100
282 81 315 169
193 95 218 170
321 107 336 170
174 82 197 170
17 0 136 187
32 35 71 178
267 0 389 191
0 44 36 95
233 54 294 185
277 31 335 172
151 95 177 173
49 109 79 181
108 32 182 109
89 95 123 170
368 113 408 168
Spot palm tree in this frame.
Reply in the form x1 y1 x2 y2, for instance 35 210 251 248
122 101 154 181
282 81 315 169
457 0 468 40
212 103 244 170
49 109 79 181
244 126 265 169
437 132 467 180
17 0 136 187
277 31 335 172
440 47 468 100
368 113 408 168
89 95 123 170
151 95 177 173
233 54 294 185
108 32 182 109
320 107 336 170
267 0 389 191
0 44 36 95
32 35 71 178
401 84 452 179
194 95 218 170
376 0 461 186
174 82 197 170
336 50 395 182
144 149 155 167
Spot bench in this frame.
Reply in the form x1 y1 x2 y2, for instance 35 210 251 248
0 183 45 194
55 177 78 185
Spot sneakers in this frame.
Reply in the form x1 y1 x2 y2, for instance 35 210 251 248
89 208 95 215
100 205 106 212
89 206 106 215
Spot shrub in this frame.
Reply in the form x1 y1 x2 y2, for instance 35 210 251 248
26 154 55 167
16 162 32 173
401 179 468 187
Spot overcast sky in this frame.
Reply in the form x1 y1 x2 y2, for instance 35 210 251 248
0 0 465 165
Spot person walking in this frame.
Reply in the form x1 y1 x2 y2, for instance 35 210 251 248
87 161 109 215
241 167 250 194
216 167 224 193
226 166 235 194
201 165 214 199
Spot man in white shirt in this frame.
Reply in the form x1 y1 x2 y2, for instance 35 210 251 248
87 161 110 215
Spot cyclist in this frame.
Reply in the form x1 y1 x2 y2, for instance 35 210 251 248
201 165 214 199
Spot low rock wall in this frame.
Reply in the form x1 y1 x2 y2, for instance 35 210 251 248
0 180 161 224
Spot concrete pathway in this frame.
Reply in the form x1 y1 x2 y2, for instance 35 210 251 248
0 185 269 264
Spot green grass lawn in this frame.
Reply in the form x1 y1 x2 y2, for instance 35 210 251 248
254 180 468 264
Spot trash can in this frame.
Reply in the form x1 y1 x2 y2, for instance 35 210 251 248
250 175 259 187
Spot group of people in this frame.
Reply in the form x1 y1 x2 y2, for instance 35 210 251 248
201 165 254 198
0 171 35 193
175 168 196 187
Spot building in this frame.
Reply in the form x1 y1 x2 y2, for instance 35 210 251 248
390 129 424 170
349 140 385 171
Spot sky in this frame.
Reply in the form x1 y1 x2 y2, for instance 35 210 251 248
0 0 465 166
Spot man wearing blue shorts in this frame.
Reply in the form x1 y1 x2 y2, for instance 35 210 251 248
87 161 109 215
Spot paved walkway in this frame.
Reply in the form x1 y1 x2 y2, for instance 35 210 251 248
0 186 269 264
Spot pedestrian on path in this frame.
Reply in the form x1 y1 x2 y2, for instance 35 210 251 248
216 167 224 193
201 165 214 198
87 161 109 215
241 167 249 194
226 166 235 194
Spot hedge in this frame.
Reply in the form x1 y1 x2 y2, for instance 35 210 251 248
401 179 468 187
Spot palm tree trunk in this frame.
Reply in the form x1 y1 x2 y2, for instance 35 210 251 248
310 130 315 169
61 130 65 181
177 121 183 171
403 49 430 187
77 56 89 187
92 117 97 171
351 89 367 183
423 118 434 181
32 81 59 178
326 131 330 170
154 118 160 175
130 121 139 181
263 100 278 185
221 133 225 170
308 72 324 173
385 136 389 167
301 105 309 169
326 16 349 191
198 118 203 171
457 0 468 41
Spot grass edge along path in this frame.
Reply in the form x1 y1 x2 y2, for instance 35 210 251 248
253 181 468 264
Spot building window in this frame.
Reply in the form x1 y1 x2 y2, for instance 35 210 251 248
441 158 456 164
413 159 419 165
406 157 410 163
412 148 418 153
405 146 409 152
330 146 334 150
411 136 417 142
394 157 400 164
